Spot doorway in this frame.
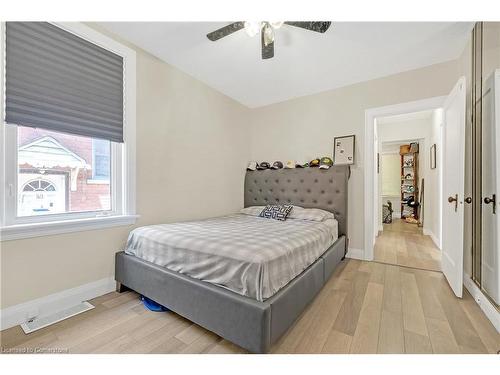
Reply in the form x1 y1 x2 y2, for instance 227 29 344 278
364 96 446 262
374 110 443 272
365 78 467 298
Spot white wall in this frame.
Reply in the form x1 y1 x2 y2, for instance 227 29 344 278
381 153 400 196
429 109 443 248
380 152 401 219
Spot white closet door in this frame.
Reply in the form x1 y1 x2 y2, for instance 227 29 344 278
442 77 466 297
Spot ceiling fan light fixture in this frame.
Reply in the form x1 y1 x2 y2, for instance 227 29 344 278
244 21 261 37
263 23 274 46
270 21 284 29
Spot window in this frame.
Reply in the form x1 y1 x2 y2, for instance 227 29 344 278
0 22 137 240
91 139 111 181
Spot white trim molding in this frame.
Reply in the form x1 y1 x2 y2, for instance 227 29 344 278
0 277 115 331
423 228 441 250
0 214 138 241
364 96 446 261
346 248 364 260
463 273 500 333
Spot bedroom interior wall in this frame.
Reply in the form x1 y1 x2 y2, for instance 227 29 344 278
248 59 461 255
0 24 252 310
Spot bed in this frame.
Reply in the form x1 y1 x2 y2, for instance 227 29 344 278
115 165 349 353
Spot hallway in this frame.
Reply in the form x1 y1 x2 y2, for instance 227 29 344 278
374 219 441 272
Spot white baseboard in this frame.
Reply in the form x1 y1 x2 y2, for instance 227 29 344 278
423 228 441 250
346 248 364 260
463 273 500 333
0 277 115 331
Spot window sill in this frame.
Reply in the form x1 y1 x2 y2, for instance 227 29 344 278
0 214 139 241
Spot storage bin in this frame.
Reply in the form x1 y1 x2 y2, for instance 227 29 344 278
400 144 411 154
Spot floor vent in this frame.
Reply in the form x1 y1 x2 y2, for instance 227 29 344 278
21 301 94 334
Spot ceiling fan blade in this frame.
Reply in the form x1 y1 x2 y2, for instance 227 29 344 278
261 26 274 59
206 22 245 41
284 21 332 33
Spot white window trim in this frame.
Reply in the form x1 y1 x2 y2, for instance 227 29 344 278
0 22 138 241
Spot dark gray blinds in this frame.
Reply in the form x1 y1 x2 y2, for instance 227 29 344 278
5 22 124 142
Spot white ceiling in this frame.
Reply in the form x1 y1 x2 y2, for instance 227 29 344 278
98 22 473 108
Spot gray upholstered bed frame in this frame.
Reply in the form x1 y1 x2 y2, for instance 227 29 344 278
115 165 349 353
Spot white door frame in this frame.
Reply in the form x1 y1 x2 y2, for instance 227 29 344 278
364 96 446 260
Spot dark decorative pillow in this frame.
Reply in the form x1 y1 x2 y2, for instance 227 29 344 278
259 204 293 221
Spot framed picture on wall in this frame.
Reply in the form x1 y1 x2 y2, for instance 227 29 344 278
430 144 436 169
334 135 355 165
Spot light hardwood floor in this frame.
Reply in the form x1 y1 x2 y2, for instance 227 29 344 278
1 259 498 354
374 219 441 271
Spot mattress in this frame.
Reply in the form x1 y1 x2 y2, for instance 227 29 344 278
124 213 338 301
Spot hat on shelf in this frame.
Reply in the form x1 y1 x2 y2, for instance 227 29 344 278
319 156 333 169
246 161 258 171
271 161 284 169
309 158 321 167
256 161 271 170
295 161 309 168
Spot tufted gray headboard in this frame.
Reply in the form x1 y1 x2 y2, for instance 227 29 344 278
244 166 349 237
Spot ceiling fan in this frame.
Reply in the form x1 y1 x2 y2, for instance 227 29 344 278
206 21 332 59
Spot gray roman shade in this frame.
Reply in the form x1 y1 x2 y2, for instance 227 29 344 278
5 22 124 142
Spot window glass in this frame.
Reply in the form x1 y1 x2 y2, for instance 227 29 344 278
17 126 111 217
92 139 111 181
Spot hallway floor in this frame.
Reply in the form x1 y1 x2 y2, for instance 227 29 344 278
374 219 441 271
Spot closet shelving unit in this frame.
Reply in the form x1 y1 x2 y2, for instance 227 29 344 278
400 144 419 221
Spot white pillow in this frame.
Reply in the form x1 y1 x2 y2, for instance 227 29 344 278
288 207 335 222
240 205 334 222
240 206 266 216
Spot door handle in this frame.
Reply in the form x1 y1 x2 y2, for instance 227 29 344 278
448 194 458 212
465 197 472 204
483 194 496 214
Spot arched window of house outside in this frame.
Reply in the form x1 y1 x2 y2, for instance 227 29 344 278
22 179 57 192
